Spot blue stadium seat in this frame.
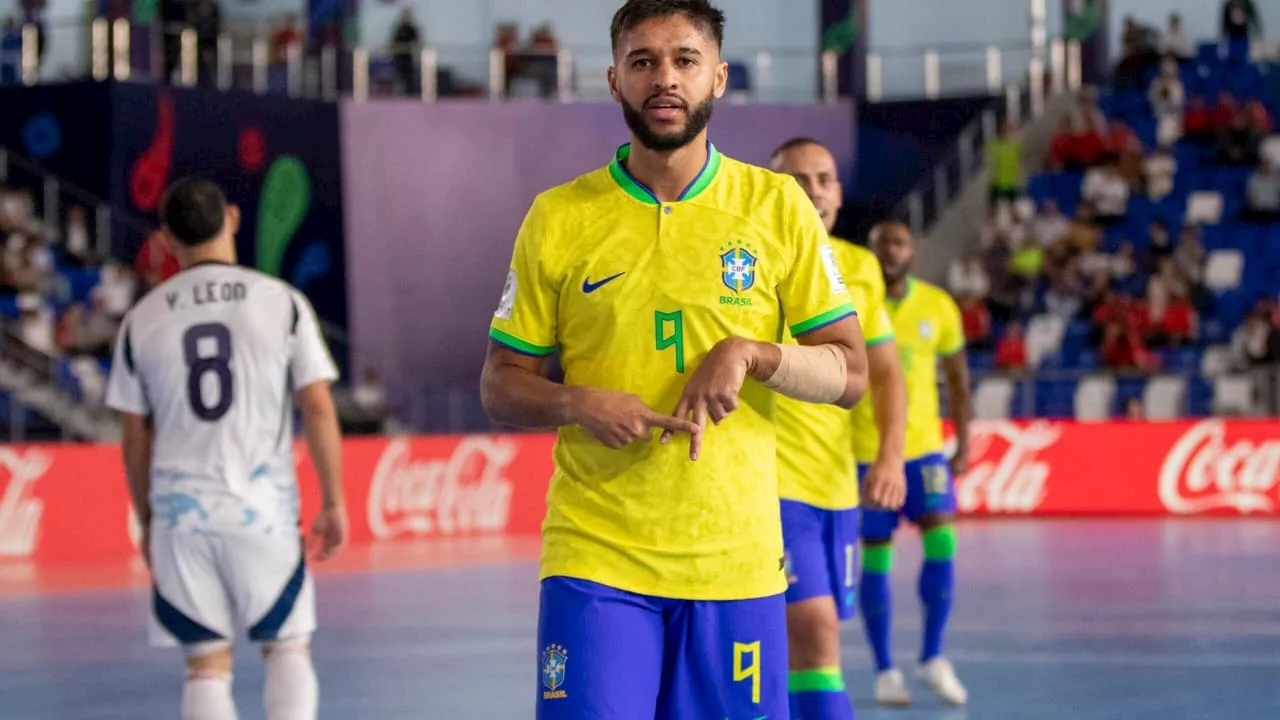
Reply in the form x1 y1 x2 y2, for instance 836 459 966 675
1187 378 1215 416
61 267 101 303
1113 377 1148 415
1034 378 1078 418
0 294 18 320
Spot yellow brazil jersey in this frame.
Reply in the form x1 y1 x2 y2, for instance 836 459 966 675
775 240 894 511
852 277 964 463
489 143 857 601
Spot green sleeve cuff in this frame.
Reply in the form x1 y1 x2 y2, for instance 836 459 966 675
489 327 556 357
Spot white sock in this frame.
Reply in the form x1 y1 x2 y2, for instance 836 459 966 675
182 672 238 720
264 642 319 720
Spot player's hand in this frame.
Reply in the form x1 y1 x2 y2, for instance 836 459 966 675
571 387 700 450
660 337 752 460
309 504 349 562
949 447 970 477
862 458 907 511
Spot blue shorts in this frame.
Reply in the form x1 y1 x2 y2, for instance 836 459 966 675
780 500 859 620
859 453 956 540
536 577 788 720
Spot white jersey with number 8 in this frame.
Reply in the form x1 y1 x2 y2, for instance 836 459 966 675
106 261 339 538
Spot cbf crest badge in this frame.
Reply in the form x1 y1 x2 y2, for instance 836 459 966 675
720 242 759 294
541 644 568 700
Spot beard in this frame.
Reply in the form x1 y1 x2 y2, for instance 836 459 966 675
881 263 911 285
620 93 715 152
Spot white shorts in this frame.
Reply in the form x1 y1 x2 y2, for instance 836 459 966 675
149 527 316 649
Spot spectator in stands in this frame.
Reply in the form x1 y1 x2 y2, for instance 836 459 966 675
1173 226 1206 296
1110 241 1140 292
1115 17 1160 92
95 260 135 320
959 294 992 350
55 300 114 359
1243 158 1280 222
982 234 1019 323
271 12 302 65
1102 320 1159 372
1144 144 1177 200
1221 0 1261 46
1245 99 1274 134
994 322 1027 370
1147 256 1188 328
947 252 990 300
190 0 221 87
1231 299 1280 367
1216 108 1261 166
7 234 52 294
1066 204 1102 254
1148 60 1185 146
16 293 54 354
135 228 180 291
1009 235 1044 285
1043 265 1085 321
1160 13 1194 61
1152 286 1198 347
1183 95 1212 144
389 8 421 95
987 118 1023 205
62 204 93 266
1146 222 1174 268
1030 199 1071 250
1082 160 1130 225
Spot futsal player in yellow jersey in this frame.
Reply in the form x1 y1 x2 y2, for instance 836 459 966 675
769 138 908 720
479 2 871 718
856 222 973 708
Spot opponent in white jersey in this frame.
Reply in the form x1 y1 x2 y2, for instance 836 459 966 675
105 178 348 720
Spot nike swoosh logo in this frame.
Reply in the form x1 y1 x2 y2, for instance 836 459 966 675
582 272 625 294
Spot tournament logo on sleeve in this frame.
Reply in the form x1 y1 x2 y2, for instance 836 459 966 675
818 244 848 293
494 269 517 320
541 644 568 700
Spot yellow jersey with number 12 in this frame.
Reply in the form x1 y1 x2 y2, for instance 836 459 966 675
489 144 858 601
776 240 894 510
853 277 964 463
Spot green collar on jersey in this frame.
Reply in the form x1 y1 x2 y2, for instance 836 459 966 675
886 276 914 307
607 141 723 205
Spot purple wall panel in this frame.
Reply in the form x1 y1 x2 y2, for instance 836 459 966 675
340 100 855 395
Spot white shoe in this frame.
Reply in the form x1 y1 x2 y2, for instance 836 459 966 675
874 668 912 706
917 656 968 706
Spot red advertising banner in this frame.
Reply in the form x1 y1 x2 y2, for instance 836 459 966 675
0 420 1276 569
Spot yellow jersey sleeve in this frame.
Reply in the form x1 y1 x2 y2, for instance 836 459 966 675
776 183 858 335
488 197 559 356
775 240 883 510
838 242 893 347
935 291 966 357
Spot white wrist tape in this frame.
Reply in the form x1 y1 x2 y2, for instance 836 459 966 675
761 343 847 404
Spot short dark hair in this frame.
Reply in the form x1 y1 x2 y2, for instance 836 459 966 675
771 136 825 162
610 0 726 55
159 177 227 247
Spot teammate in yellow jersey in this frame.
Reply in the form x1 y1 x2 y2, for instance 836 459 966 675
478 2 872 718
769 138 908 720
856 222 973 707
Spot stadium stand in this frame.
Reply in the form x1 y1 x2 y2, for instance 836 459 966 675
956 34 1280 421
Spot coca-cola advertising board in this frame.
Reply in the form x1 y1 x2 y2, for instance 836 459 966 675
0 420 1277 567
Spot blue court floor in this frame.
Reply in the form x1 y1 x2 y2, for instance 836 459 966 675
3 519 1279 719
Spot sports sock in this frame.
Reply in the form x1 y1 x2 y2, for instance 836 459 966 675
788 668 855 720
264 641 319 720
919 525 957 664
182 671 238 720
859 544 894 672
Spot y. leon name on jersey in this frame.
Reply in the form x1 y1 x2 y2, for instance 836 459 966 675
166 280 248 310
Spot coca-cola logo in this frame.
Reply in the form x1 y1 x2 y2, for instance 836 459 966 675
1158 420 1280 515
0 448 52 558
367 437 515 540
953 421 1060 514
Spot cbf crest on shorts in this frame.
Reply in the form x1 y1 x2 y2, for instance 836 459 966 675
719 243 758 294
541 643 568 700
